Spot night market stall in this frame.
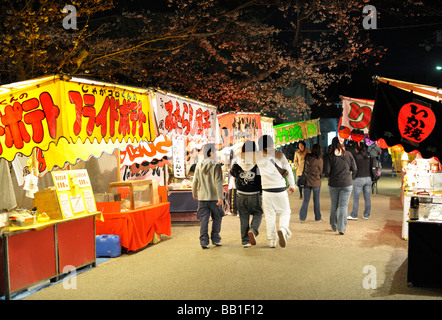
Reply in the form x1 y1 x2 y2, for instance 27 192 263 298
153 91 218 222
0 75 157 299
369 76 442 287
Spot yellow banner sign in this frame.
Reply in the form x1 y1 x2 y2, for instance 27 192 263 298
0 75 156 162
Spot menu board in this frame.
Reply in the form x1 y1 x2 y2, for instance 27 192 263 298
51 169 97 219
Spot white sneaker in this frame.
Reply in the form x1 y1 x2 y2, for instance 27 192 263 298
243 243 252 248
277 229 287 248
269 239 277 248
347 216 358 220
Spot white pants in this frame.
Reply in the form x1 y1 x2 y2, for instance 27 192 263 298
262 190 292 240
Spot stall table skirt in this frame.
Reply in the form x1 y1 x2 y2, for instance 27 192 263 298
95 202 171 252
0 214 97 300
407 220 442 287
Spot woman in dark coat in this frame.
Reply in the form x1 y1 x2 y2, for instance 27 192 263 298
299 144 323 222
323 137 357 235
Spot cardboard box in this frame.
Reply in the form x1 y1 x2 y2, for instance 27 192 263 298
34 188 63 220
109 180 159 210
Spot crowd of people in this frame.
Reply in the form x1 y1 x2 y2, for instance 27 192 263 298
191 135 377 249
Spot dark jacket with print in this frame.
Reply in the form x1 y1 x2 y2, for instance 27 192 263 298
230 160 262 193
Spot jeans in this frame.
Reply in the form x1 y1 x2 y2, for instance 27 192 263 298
237 193 263 245
328 185 353 233
197 201 224 246
350 177 372 218
299 186 321 221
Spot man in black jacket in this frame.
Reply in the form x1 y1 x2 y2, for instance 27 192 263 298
230 140 263 248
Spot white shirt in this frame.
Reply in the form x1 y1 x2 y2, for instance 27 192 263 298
255 150 295 189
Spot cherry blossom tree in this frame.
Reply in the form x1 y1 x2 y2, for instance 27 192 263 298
0 0 433 121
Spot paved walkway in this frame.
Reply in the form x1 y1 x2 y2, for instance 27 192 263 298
25 172 442 300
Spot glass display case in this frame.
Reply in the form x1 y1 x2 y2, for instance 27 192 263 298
110 180 159 210
402 158 442 239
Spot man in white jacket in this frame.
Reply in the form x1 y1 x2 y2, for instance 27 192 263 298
257 135 296 248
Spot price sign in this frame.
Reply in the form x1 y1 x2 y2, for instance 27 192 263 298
51 169 97 218
83 189 96 212
58 193 74 218
53 172 70 191
76 169 91 188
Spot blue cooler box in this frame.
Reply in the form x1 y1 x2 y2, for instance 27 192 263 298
96 234 121 258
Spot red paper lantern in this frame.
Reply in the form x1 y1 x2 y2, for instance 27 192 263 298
350 129 364 142
338 126 350 139
398 102 436 144
376 139 388 149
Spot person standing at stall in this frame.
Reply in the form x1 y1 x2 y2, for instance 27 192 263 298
192 143 224 249
299 144 323 222
293 141 310 200
230 140 263 248
257 135 296 248
323 137 357 235
348 143 372 220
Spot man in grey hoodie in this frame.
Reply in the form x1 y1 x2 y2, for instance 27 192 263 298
192 143 224 249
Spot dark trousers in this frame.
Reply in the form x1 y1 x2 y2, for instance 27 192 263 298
299 186 322 221
237 193 263 245
197 201 224 246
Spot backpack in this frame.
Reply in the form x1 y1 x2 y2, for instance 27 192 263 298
370 156 382 182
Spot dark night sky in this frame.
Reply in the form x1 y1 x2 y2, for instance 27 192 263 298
312 14 442 118
342 18 442 100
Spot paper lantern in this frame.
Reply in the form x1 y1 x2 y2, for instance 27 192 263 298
338 126 350 139
391 144 404 152
350 129 364 142
376 138 388 149
398 102 436 145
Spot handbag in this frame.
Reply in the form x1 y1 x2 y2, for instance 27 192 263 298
296 173 306 187
271 159 288 178
296 162 307 187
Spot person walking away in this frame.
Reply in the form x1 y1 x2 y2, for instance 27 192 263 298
230 140 263 248
323 137 357 235
256 135 296 248
299 144 323 222
191 143 224 249
293 141 310 200
348 143 372 220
